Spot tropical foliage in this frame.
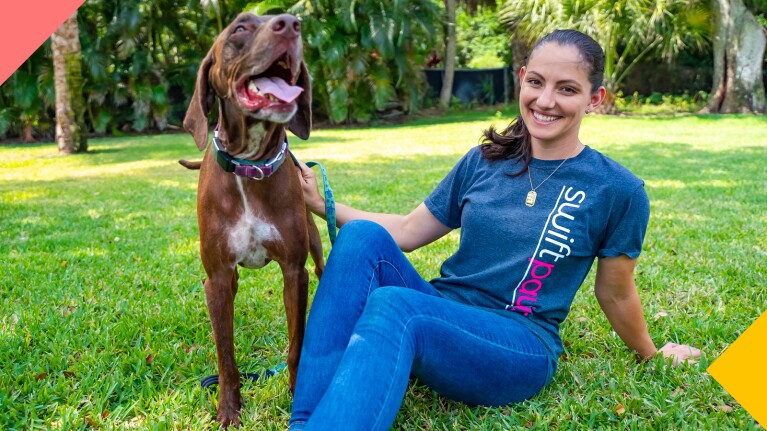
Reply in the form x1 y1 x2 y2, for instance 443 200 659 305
1 0 250 141
286 0 442 123
499 0 713 109
456 2 511 69
0 46 55 142
75 0 247 134
4 0 760 141
0 0 446 140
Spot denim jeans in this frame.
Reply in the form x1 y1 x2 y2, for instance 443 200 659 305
289 220 550 431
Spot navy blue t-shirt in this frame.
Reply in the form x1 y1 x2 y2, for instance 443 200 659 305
424 145 650 373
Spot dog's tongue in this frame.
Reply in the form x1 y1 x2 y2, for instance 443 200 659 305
250 77 303 103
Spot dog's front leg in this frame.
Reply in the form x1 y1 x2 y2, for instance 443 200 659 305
281 264 309 392
204 270 242 427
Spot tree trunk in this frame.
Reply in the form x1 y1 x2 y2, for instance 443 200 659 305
703 0 766 114
510 38 529 101
439 0 457 109
23 124 35 143
52 11 88 154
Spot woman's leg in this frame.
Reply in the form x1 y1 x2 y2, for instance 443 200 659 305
289 220 438 431
303 287 550 431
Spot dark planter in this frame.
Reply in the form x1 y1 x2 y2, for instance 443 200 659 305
423 67 512 105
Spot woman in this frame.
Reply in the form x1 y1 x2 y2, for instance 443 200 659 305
289 29 700 431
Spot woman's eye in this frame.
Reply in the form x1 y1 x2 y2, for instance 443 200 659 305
527 79 541 86
234 25 246 33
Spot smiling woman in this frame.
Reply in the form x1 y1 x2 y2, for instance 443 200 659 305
288 29 700 431
518 42 605 158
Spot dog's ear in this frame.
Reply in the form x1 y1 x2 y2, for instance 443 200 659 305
183 51 216 151
288 62 312 140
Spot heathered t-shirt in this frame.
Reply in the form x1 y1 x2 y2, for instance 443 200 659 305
424 145 650 376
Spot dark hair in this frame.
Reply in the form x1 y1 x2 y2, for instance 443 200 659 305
480 29 605 174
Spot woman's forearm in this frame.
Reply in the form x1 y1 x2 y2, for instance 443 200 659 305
596 290 657 359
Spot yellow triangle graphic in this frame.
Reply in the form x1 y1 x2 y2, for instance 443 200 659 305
707 310 767 427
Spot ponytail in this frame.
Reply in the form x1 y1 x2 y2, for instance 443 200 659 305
480 115 532 176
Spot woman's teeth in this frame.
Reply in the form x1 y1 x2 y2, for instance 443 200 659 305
533 111 559 122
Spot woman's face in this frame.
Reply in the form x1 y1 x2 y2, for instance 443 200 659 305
519 43 605 152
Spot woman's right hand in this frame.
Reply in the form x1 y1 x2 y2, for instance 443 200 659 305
296 160 325 216
657 342 701 366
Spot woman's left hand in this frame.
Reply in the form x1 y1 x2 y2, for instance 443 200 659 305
657 342 701 366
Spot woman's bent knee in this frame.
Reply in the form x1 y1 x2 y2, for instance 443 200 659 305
336 220 395 249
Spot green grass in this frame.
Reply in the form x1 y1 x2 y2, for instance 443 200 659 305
1 107 765 430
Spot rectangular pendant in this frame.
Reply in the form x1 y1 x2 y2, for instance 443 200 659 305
525 190 537 207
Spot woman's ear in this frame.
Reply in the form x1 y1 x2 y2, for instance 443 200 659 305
589 86 607 111
519 66 526 82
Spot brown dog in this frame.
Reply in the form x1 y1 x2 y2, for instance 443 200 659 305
180 12 323 427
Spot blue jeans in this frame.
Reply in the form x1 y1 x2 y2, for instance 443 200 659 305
289 220 550 431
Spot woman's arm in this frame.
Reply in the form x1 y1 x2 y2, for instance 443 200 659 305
594 255 657 358
297 162 452 252
594 255 700 364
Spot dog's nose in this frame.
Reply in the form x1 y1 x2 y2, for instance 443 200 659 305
271 14 300 37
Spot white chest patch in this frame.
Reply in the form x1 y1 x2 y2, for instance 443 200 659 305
228 177 281 269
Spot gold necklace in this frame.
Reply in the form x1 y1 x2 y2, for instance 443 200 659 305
525 145 581 207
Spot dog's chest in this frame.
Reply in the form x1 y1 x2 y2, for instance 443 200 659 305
228 177 282 269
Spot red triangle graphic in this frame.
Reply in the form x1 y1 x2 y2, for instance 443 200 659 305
0 0 85 86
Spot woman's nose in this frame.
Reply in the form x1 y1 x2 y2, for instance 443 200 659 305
536 87 556 109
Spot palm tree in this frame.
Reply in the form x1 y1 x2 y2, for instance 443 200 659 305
51 10 87 153
499 0 712 112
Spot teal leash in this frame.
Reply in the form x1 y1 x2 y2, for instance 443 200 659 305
304 161 337 245
288 150 337 245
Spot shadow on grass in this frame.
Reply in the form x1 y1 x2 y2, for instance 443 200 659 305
1 131 357 170
2 137 764 253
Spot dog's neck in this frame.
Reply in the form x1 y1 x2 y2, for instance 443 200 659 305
217 103 286 162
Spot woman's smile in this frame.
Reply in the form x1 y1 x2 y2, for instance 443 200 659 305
531 110 562 124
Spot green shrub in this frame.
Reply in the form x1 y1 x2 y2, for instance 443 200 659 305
615 90 709 114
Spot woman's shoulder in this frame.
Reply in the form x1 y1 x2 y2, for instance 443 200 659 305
465 144 523 170
582 146 644 189
464 144 484 160
455 145 494 172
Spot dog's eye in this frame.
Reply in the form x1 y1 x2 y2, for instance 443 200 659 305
234 25 246 33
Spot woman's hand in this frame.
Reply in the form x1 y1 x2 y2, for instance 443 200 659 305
657 342 701 366
295 161 325 216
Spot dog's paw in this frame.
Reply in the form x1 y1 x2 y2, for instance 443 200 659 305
217 409 242 429
217 394 243 428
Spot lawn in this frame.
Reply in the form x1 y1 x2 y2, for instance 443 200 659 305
1 108 765 430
